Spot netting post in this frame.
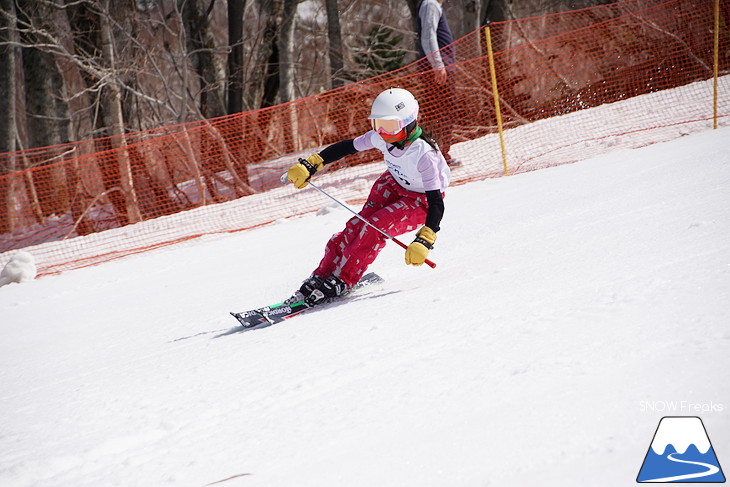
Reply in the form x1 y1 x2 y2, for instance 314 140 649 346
713 0 720 129
484 20 509 176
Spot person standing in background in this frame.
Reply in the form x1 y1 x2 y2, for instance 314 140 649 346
417 0 460 166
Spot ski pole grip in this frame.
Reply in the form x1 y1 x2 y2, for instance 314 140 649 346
391 236 437 268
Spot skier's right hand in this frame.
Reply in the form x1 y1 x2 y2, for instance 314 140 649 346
287 154 324 189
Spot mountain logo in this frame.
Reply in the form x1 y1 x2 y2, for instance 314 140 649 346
637 416 725 483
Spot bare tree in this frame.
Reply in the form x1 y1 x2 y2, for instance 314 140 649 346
66 0 141 225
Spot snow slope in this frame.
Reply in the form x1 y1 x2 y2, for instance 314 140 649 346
1 127 729 487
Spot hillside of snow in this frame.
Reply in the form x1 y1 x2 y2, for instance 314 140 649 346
1 126 729 487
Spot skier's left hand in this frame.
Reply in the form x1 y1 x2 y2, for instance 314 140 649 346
287 154 324 189
405 226 436 266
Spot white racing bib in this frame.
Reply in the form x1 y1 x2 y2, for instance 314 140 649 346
369 132 435 193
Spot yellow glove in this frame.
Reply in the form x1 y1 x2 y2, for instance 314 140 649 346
287 154 324 189
405 226 437 266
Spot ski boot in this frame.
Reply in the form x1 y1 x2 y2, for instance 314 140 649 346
284 274 351 307
283 275 324 306
304 275 350 307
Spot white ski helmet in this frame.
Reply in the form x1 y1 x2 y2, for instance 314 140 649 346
368 88 419 140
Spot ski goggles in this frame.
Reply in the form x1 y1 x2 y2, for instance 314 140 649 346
370 118 405 135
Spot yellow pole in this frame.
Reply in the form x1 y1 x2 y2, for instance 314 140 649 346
713 0 720 129
484 21 509 175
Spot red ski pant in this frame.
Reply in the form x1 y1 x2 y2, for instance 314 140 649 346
313 171 429 287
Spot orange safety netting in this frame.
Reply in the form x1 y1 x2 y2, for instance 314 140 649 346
1 0 728 276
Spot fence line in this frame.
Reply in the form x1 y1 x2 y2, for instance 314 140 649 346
0 0 728 276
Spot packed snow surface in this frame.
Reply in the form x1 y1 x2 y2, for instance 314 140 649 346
1 127 729 487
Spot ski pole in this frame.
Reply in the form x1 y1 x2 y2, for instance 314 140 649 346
281 174 437 269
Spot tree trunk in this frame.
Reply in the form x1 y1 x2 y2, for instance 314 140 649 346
0 0 16 159
67 0 141 226
278 0 298 103
483 0 508 23
249 0 284 109
17 0 73 218
179 0 250 201
405 0 419 31
227 0 247 114
17 0 69 151
0 0 18 234
225 0 252 187
99 0 140 224
324 0 344 88
179 0 227 119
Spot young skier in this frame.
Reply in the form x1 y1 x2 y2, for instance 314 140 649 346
285 87 451 306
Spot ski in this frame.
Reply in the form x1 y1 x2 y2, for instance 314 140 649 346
230 272 384 330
